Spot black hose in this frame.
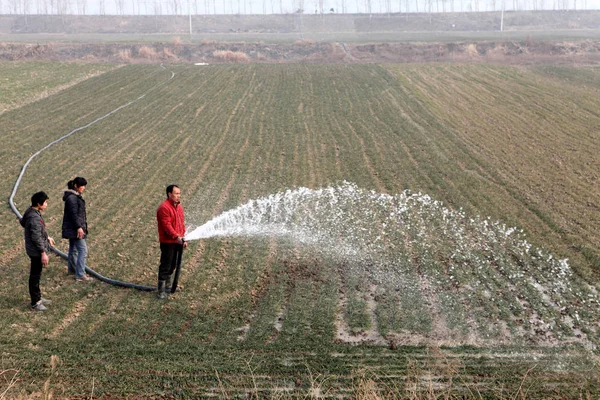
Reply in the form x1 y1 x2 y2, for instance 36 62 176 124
9 65 175 292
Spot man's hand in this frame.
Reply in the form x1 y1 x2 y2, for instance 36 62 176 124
49 237 56 247
77 227 85 239
177 237 188 248
41 252 49 267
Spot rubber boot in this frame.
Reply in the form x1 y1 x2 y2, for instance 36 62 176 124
157 280 168 299
165 275 172 294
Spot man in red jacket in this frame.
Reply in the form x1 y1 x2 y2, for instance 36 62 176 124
156 184 187 299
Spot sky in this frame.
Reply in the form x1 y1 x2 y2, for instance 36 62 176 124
2 0 600 15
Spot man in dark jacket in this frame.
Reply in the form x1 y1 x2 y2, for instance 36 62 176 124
21 191 55 311
62 177 89 281
156 184 187 299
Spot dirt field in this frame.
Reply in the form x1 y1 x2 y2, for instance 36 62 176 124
2 37 600 64
1 10 600 64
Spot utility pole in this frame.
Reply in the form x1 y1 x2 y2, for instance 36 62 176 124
188 0 192 35
500 0 505 31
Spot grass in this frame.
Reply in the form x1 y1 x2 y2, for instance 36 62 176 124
0 63 599 397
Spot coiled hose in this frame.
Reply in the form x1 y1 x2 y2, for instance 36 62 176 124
9 65 176 292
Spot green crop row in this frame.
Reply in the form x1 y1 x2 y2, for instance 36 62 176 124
0 61 115 114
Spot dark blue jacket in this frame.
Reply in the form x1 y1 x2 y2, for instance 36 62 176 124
62 190 87 239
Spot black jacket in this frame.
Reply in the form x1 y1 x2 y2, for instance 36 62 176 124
21 207 50 258
62 190 87 239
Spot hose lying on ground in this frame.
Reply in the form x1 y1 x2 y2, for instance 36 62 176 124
8 65 175 292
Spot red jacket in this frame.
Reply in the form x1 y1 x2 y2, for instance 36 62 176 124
157 199 185 243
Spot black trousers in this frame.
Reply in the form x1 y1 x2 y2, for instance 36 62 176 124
158 243 183 281
29 256 43 306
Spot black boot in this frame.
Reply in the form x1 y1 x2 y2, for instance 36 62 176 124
157 280 168 299
165 275 172 293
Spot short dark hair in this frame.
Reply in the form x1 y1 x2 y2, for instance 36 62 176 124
68 177 88 189
166 184 179 197
31 191 49 207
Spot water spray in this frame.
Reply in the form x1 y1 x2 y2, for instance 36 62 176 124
185 182 600 346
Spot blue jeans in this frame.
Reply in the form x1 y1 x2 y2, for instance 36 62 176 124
68 238 88 279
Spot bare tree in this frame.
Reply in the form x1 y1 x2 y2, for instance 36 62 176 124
170 0 180 14
114 0 125 14
76 0 86 14
55 0 69 14
8 0 18 13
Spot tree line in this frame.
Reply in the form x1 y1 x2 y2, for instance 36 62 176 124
0 0 593 17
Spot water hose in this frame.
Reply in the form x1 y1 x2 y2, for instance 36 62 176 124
9 65 176 292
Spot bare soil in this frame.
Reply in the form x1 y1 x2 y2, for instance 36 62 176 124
1 38 599 64
1 11 600 64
